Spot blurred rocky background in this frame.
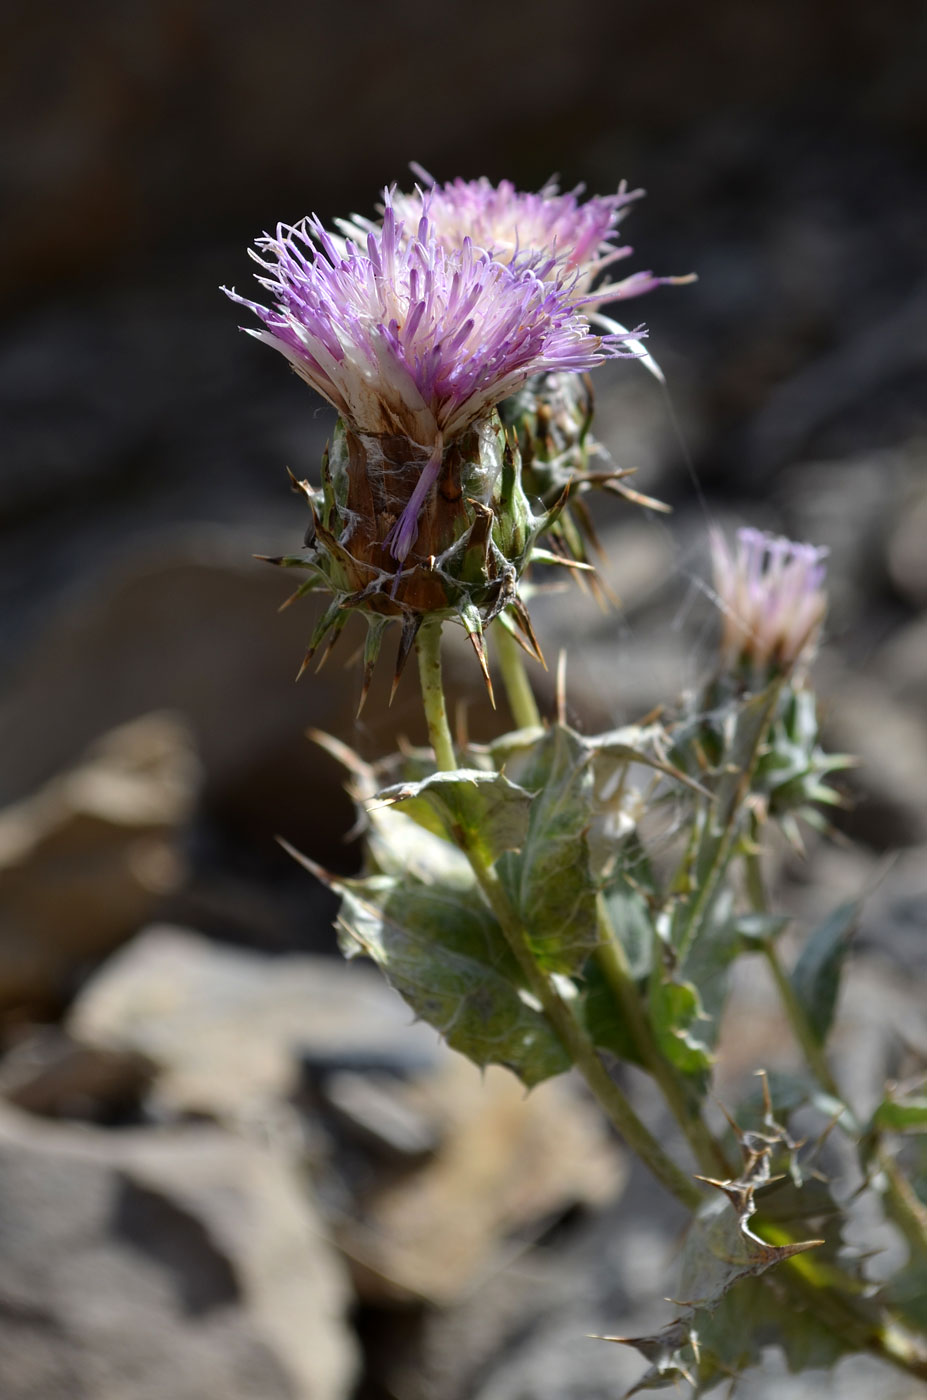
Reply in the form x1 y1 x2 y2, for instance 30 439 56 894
0 1 925 1396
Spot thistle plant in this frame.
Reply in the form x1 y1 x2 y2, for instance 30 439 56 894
227 176 927 1395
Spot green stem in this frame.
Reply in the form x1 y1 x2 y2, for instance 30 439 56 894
415 620 703 1212
494 621 542 730
764 937 840 1097
744 837 839 1095
414 633 927 1381
880 1153 927 1259
764 933 927 1259
416 619 457 772
745 841 927 1276
595 898 732 1179
474 864 703 1211
676 682 782 964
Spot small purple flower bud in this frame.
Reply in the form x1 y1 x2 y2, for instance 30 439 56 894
710 527 828 678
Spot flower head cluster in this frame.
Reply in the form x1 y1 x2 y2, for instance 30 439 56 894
224 195 630 559
711 527 828 678
385 170 694 310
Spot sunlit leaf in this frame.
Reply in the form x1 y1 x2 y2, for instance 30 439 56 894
376 768 532 867
337 876 569 1086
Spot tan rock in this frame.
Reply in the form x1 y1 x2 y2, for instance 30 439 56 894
340 1055 626 1306
0 714 200 1014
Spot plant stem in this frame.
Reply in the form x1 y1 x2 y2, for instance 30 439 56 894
744 841 927 1274
414 626 927 1381
676 683 782 964
416 619 457 772
743 838 841 1097
415 619 703 1212
595 898 732 1178
474 863 704 1210
494 621 542 730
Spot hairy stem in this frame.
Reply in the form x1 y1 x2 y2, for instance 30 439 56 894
494 621 542 730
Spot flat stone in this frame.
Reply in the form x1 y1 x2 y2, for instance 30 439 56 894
67 924 443 1121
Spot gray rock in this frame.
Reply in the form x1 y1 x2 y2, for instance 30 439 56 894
875 611 927 713
67 924 443 1122
320 1069 441 1163
380 1150 683 1400
336 1057 624 1308
0 535 344 809
815 654 927 848
0 1103 358 1400
775 452 906 633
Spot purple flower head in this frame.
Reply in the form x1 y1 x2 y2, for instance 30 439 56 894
224 195 633 559
710 527 828 676
385 169 695 311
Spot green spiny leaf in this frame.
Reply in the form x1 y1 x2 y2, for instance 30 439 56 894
337 877 568 1087
497 725 599 974
365 803 474 886
591 726 710 797
735 912 792 949
604 1169 834 1396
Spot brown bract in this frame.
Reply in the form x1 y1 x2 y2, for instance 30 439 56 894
336 426 497 616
